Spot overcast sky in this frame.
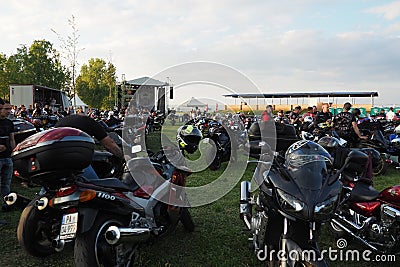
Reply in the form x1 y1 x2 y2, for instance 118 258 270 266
1 0 400 107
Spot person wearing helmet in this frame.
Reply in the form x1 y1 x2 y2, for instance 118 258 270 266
177 124 203 154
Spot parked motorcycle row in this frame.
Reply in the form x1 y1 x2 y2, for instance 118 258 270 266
4 108 400 266
295 115 400 176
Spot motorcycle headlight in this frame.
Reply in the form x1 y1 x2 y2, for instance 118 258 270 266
277 189 305 212
314 195 338 219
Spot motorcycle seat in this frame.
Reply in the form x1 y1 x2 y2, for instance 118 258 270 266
349 182 380 202
89 178 135 191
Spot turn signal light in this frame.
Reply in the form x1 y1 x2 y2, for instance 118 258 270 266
79 190 97 202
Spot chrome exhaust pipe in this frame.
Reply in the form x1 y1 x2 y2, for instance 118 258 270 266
35 197 49 211
52 237 65 252
4 192 17 206
240 181 252 230
105 226 151 245
331 218 378 251
335 213 372 231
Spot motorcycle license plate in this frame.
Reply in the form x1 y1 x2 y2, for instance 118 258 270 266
60 212 78 240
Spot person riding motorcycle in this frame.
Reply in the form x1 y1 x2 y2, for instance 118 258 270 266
55 114 124 179
333 102 367 147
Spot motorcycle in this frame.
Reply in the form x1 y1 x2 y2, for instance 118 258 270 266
240 140 343 266
12 118 37 144
328 148 400 253
203 120 235 170
5 127 195 266
357 128 389 175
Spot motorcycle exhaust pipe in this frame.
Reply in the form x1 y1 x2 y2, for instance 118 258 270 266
35 197 49 211
51 237 65 252
105 226 151 245
331 219 377 251
4 192 17 206
240 181 252 230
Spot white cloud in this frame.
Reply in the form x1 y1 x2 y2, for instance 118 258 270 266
366 1 400 20
1 1 400 105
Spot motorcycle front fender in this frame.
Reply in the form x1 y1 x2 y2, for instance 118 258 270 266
281 237 328 267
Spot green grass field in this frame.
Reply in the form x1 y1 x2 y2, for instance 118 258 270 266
1 127 400 266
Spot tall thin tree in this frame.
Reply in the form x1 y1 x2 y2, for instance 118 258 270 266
52 15 84 107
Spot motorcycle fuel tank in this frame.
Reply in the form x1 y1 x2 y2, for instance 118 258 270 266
380 185 400 206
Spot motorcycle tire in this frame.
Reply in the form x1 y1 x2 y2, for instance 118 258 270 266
373 154 387 176
74 214 136 267
17 199 58 257
180 208 195 232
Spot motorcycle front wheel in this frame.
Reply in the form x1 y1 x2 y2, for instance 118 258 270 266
17 198 59 257
74 214 137 267
373 154 387 176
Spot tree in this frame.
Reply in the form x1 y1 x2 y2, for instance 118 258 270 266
52 15 84 105
76 58 116 109
0 40 69 100
24 40 69 89
0 53 8 98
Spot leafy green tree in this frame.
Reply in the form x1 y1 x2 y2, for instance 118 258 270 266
0 53 8 98
24 40 69 89
0 40 69 99
76 58 116 109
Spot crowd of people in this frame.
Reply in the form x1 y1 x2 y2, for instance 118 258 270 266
257 102 400 148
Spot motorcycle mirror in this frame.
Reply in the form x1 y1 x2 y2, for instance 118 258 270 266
131 145 142 154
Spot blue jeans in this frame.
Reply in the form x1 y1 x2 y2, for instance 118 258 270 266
0 158 13 206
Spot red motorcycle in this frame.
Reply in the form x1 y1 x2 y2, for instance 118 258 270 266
329 149 400 253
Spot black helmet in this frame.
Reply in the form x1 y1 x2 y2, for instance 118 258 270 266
285 140 332 189
177 125 203 154
318 136 340 153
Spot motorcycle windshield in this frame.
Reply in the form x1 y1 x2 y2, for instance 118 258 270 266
287 155 331 191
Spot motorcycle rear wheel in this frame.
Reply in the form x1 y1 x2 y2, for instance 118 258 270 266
373 154 387 176
74 214 136 267
17 199 58 257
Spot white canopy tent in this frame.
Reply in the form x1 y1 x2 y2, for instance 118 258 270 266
71 94 88 111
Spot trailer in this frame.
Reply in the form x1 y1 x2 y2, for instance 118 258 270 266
9 84 70 111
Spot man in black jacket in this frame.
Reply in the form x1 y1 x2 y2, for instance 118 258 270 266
333 102 367 146
0 99 16 213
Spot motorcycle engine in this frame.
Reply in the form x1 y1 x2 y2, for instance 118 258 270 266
371 204 400 248
251 209 268 251
381 204 400 227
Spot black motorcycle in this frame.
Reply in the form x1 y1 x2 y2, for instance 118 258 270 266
203 120 235 170
240 140 344 266
6 127 195 266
